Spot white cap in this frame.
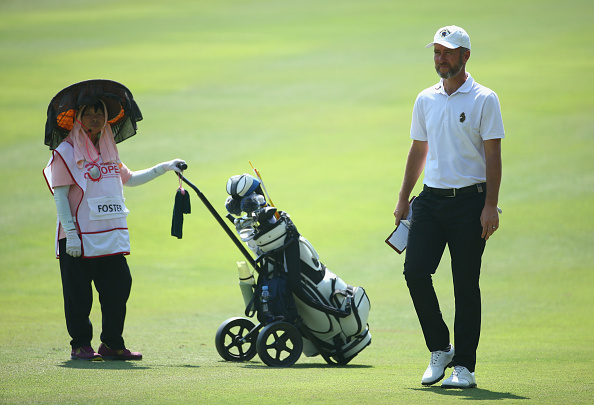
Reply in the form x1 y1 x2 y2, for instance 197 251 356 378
425 25 471 50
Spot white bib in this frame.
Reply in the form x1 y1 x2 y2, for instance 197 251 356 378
45 142 131 258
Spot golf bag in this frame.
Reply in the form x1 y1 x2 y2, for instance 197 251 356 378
244 209 372 365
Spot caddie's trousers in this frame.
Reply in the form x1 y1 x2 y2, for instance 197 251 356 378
403 188 486 372
58 238 132 350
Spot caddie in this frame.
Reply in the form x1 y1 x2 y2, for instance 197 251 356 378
43 80 186 361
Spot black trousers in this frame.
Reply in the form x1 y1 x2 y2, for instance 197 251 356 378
403 189 486 372
58 238 132 350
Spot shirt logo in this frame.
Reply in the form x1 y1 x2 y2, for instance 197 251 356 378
84 163 102 182
459 112 466 123
84 162 121 182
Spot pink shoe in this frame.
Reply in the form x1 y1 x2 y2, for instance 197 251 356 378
70 346 102 361
98 343 142 360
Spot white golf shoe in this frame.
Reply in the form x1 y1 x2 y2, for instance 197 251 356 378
441 365 477 389
421 344 455 386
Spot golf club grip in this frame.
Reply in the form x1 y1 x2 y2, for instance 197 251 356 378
176 162 188 171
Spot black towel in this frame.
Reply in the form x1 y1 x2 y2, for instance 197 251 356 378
171 188 191 239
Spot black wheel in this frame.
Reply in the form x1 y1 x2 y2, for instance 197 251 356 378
256 321 303 367
215 317 258 362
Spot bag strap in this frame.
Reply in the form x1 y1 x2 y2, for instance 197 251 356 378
283 225 351 318
244 293 257 318
332 285 354 311
244 272 263 317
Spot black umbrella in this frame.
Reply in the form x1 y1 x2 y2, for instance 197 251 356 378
44 79 143 150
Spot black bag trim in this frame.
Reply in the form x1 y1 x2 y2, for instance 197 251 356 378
283 221 350 318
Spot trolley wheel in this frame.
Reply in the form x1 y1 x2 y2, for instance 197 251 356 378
256 321 303 367
215 317 258 362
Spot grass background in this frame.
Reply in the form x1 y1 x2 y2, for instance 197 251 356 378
1 0 593 403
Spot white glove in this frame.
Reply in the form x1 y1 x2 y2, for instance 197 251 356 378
125 159 187 187
65 229 82 257
159 159 186 173
54 186 82 257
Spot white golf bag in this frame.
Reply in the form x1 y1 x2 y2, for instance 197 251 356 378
225 173 371 365
245 211 372 365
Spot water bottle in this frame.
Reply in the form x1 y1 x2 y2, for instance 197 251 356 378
261 286 271 322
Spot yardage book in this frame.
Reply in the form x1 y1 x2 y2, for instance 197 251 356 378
385 197 415 254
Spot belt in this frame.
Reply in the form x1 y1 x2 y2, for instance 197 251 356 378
423 183 486 198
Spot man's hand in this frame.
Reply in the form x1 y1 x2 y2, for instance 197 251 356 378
394 198 411 227
480 204 499 241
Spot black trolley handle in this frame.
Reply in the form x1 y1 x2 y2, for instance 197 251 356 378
175 166 257 270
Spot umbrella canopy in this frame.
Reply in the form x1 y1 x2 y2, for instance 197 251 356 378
44 79 143 150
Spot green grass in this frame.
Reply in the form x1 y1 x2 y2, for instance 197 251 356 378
1 0 593 403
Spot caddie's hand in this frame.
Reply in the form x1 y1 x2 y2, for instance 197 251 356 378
393 198 410 227
480 204 500 241
65 230 82 257
160 159 186 173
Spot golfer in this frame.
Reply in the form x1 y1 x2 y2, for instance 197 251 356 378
44 84 185 361
393 26 504 388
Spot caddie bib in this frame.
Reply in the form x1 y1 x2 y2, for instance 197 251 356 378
44 142 131 258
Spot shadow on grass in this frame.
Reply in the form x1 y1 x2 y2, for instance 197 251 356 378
58 360 151 370
58 360 201 370
240 362 373 369
409 386 530 401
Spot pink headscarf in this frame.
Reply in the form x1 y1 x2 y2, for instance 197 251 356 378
69 100 120 168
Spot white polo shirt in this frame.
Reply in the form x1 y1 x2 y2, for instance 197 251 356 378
410 72 505 189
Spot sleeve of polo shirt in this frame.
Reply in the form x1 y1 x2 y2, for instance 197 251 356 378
410 94 427 141
119 162 133 184
51 153 76 188
480 92 505 140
